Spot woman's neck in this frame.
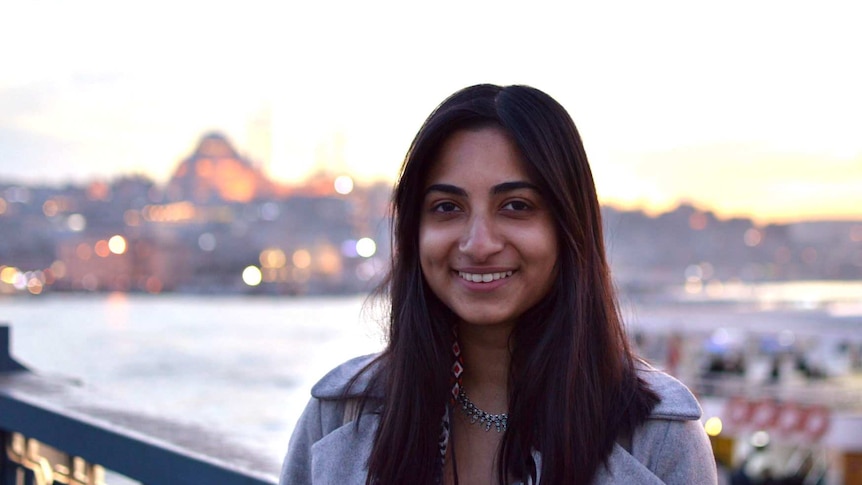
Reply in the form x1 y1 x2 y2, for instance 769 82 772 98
457 321 512 412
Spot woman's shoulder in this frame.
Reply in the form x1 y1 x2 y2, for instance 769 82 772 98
620 364 718 483
310 353 384 400
635 362 702 421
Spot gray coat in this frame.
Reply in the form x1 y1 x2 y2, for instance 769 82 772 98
280 354 718 484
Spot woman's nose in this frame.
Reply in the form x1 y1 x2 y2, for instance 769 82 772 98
459 215 504 261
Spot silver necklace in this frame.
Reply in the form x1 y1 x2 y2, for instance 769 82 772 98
456 388 508 432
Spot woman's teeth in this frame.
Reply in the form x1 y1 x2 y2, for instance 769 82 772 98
458 271 513 283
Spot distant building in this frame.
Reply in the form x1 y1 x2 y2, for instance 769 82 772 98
165 132 287 203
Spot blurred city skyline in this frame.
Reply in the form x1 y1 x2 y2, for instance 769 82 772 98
2 1 861 225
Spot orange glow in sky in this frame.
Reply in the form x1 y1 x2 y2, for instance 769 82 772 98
0 0 859 224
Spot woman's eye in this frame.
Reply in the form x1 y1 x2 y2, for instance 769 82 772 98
433 202 459 213
503 200 530 211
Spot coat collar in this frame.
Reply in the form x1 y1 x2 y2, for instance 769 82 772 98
636 361 703 420
311 353 380 399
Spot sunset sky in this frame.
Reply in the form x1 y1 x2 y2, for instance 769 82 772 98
1 0 860 224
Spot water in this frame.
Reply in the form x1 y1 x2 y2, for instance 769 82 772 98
0 293 386 468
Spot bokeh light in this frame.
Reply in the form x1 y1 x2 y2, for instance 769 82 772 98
50 261 66 278
750 430 770 448
292 249 311 269
0 267 19 284
334 175 354 195
27 276 44 295
108 235 127 255
42 200 59 217
356 238 376 258
242 266 262 286
67 214 86 232
260 248 287 268
704 417 722 437
94 240 111 258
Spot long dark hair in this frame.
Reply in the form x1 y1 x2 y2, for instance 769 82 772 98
361 84 658 484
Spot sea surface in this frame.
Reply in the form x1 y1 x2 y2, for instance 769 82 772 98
0 293 385 469
1 282 860 474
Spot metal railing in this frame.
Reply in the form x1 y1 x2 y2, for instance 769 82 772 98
0 325 279 485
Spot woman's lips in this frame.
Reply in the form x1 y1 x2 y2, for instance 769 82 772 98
457 270 514 283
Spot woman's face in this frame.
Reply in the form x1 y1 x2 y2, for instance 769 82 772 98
419 126 558 329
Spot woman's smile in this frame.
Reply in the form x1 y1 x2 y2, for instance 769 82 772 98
419 126 558 328
456 270 514 283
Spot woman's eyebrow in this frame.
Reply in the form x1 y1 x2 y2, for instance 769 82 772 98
424 184 467 197
424 181 539 198
491 181 540 195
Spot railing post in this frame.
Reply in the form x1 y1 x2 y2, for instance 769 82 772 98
1 325 34 484
0 325 26 372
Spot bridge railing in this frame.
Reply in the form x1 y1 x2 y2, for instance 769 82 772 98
0 325 279 485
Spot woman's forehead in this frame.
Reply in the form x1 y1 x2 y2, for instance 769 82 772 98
423 127 532 188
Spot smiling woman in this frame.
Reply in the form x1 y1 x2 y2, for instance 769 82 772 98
280 85 717 485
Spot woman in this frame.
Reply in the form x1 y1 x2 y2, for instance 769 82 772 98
281 84 717 484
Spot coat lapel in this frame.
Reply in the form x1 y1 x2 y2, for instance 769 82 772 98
592 444 665 484
311 413 378 484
